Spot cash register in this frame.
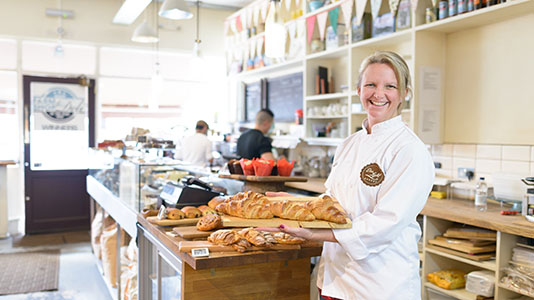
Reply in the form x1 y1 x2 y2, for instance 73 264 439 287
158 176 224 209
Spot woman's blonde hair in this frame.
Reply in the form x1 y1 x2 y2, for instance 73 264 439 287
356 51 412 113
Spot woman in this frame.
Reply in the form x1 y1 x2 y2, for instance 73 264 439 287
262 51 434 300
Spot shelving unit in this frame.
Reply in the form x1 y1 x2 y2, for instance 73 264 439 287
227 0 534 146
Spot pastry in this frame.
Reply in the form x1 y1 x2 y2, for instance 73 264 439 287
207 229 241 246
208 196 227 210
196 214 222 231
181 206 202 218
217 191 273 219
306 195 347 224
272 232 306 245
270 200 315 221
165 208 185 220
198 205 218 216
237 227 276 247
232 239 252 253
141 209 158 218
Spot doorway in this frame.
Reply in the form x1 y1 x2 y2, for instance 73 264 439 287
23 75 95 234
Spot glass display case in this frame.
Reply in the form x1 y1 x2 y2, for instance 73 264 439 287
88 149 188 212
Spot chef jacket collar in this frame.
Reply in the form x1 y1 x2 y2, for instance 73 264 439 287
362 115 404 136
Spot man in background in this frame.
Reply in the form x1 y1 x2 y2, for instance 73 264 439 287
179 120 213 166
237 109 275 160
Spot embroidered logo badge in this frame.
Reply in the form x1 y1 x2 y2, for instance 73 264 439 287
360 163 385 187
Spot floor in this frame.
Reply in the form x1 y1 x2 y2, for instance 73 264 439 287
0 231 113 300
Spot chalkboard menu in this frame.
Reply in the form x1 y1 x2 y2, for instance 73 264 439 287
245 81 262 122
266 72 303 122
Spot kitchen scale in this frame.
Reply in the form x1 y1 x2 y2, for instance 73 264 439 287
159 176 224 209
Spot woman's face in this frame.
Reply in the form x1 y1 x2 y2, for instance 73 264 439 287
358 63 401 127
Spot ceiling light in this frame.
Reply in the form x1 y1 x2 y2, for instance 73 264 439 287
159 0 193 20
113 0 152 25
131 20 159 43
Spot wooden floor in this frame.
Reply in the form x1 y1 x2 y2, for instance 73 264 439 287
0 231 112 300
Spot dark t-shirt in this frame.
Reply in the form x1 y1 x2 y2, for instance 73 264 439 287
236 129 272 159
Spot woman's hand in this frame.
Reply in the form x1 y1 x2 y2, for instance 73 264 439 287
257 225 337 242
265 191 292 197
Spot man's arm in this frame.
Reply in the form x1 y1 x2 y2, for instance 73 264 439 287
260 152 275 161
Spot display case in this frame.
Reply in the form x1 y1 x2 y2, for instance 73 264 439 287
88 149 188 213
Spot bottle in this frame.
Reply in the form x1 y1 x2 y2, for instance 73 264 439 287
475 177 488 211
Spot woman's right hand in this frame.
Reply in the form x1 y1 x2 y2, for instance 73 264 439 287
265 191 292 197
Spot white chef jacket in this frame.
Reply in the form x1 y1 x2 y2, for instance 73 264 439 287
318 116 435 300
179 133 213 166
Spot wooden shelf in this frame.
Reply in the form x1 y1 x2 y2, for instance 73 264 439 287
234 58 303 78
425 246 497 271
424 282 478 300
498 282 534 298
305 92 349 101
306 115 348 119
351 29 412 49
305 44 350 60
415 0 534 33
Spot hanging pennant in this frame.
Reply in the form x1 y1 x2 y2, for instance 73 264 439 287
256 36 264 56
306 15 316 44
224 20 230 36
317 11 329 41
285 0 292 11
328 7 340 34
288 21 297 39
236 16 243 32
370 0 381 20
296 0 302 8
389 0 401 16
297 19 306 38
260 0 270 23
253 4 261 27
412 0 420 11
241 10 248 30
341 0 354 28
247 7 254 29
250 39 256 60
230 18 238 34
355 0 367 25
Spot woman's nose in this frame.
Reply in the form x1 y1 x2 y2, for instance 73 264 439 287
373 87 385 98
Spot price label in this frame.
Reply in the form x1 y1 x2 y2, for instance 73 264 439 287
191 248 210 257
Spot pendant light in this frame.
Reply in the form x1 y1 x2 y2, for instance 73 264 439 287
54 0 65 57
132 2 159 43
159 0 193 20
193 0 201 57
264 0 286 58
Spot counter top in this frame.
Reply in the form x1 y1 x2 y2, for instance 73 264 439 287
285 177 326 194
421 197 534 238
0 161 16 166
137 215 323 270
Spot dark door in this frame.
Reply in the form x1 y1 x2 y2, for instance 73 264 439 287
23 75 95 234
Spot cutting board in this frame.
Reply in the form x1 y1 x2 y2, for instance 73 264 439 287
219 174 307 182
173 226 213 239
428 236 496 254
426 244 495 261
444 227 496 240
178 241 301 253
146 216 199 226
221 215 352 229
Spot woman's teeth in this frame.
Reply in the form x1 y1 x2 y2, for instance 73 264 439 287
370 100 388 106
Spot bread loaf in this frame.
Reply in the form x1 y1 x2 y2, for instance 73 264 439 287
198 205 217 216
196 214 222 231
208 196 227 210
306 195 347 224
218 191 273 219
181 206 202 218
270 200 315 221
165 208 185 220
207 229 241 246
272 232 306 245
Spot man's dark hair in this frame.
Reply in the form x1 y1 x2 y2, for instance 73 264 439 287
256 109 274 125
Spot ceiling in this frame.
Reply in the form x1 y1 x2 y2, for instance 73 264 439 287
196 0 256 9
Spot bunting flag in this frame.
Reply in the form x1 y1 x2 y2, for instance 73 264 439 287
317 11 329 41
341 0 354 28
260 0 270 23
250 39 256 60
297 19 306 39
253 4 261 27
389 0 401 16
288 21 297 39
236 15 242 32
224 20 230 36
306 15 316 44
247 7 253 29
284 0 292 11
296 0 302 9
328 7 340 34
412 0 420 10
241 10 248 31
370 0 381 20
230 18 238 34
256 36 264 57
355 0 367 25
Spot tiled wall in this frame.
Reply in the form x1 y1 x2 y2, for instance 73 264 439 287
431 144 534 184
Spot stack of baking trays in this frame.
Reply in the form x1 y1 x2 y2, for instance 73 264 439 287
428 226 497 261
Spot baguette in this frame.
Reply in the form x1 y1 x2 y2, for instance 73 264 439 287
270 200 315 221
306 195 347 224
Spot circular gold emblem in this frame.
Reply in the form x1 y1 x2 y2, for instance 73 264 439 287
360 163 384 187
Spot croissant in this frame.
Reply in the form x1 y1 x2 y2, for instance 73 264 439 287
238 228 276 247
306 195 347 224
207 229 241 246
198 205 218 216
272 232 306 245
270 200 315 221
232 239 252 253
218 192 273 219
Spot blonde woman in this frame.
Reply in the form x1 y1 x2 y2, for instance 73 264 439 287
261 51 435 300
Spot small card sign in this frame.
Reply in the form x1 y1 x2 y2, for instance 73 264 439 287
191 248 210 257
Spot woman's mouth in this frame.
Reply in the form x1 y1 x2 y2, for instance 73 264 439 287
369 100 388 107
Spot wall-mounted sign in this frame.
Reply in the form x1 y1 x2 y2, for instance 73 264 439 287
31 82 87 131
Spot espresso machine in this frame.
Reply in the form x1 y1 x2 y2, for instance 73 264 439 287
521 177 534 222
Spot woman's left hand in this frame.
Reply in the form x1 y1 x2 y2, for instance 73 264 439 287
257 225 337 242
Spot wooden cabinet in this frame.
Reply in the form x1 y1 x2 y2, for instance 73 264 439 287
421 198 534 299
227 0 534 146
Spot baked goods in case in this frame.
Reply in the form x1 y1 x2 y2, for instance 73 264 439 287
306 195 347 224
141 209 159 218
427 269 466 290
165 208 185 220
196 214 222 231
238 227 276 247
207 229 241 246
216 191 273 219
208 196 227 210
181 206 202 218
198 205 217 216
272 232 306 245
270 200 315 221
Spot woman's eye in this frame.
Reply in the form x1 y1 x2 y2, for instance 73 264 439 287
365 83 375 87
386 85 397 89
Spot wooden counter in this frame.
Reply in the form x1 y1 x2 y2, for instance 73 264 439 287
421 197 534 238
285 177 326 194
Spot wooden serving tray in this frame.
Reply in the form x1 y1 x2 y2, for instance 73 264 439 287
426 244 495 261
173 226 213 239
221 215 352 229
428 236 496 254
219 174 307 182
178 241 301 253
147 216 199 226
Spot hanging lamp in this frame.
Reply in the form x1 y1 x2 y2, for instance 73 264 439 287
159 0 193 20
131 20 159 43
193 0 201 57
